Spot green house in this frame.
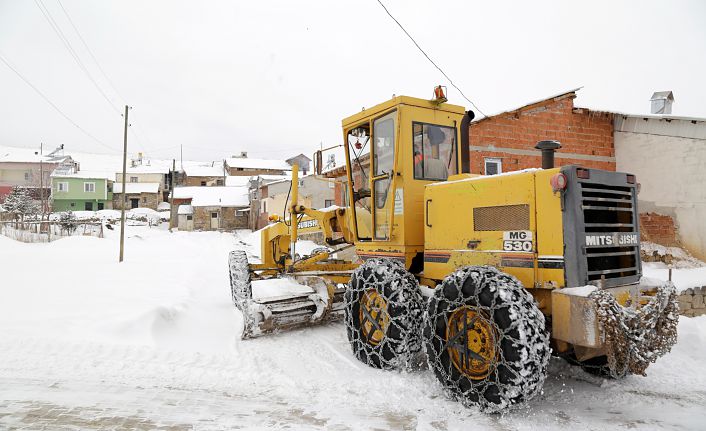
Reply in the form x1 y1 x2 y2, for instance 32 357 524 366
51 171 114 212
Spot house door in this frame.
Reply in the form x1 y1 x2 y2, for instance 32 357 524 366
97 202 104 210
130 198 139 209
210 211 219 229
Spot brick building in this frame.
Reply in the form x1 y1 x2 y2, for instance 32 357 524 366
469 89 615 174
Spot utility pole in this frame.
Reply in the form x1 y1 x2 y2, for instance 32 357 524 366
180 144 183 170
119 105 129 262
169 158 175 231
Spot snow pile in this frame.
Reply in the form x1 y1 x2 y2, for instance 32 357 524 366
641 241 705 268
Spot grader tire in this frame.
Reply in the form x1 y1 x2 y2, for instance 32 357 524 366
228 250 251 308
344 258 424 370
423 266 551 413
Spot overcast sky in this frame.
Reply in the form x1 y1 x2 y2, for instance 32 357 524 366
1 0 704 163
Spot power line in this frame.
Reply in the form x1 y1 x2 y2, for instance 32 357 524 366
0 51 117 152
34 0 122 116
374 0 487 117
56 0 127 105
50 0 159 153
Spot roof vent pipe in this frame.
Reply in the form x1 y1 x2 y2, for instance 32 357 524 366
535 140 562 169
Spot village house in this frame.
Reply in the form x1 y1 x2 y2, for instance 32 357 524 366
112 182 161 210
0 145 77 211
224 152 292 176
171 186 249 231
51 169 113 211
115 157 171 201
182 164 226 186
247 174 289 229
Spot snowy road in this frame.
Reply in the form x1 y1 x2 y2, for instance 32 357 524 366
1 226 705 430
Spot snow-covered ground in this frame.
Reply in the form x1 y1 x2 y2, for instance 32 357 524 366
1 227 705 430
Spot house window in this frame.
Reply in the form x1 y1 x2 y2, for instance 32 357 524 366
261 200 267 212
484 158 502 176
85 202 93 211
84 182 95 193
324 199 334 208
142 196 147 203
57 182 69 192
186 215 193 221
24 172 31 181
98 203 104 210
216 179 224 186
130 177 138 183
201 181 207 186
70 202 75 207
236 168 244 171
328 181 335 189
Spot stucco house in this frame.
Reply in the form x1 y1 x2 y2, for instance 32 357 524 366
51 170 113 211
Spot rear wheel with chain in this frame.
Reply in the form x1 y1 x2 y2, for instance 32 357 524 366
423 266 551 413
344 258 424 370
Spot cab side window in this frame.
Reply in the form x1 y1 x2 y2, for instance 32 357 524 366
413 123 457 181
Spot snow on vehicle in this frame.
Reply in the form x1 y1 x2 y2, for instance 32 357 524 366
228 88 678 412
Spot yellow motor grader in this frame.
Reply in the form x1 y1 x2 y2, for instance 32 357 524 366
228 89 678 412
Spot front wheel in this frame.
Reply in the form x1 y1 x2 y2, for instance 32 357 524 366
423 266 551 413
344 258 424 370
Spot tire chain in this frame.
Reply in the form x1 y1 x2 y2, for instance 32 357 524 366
344 258 424 370
423 266 551 413
228 250 257 338
589 281 679 378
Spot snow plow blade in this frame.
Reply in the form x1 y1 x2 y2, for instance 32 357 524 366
229 250 349 339
552 280 679 377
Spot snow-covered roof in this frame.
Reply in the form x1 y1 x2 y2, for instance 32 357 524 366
125 164 170 174
113 182 160 194
225 176 251 187
225 157 291 171
157 202 171 211
51 170 113 180
177 204 194 215
0 145 72 164
256 174 290 183
184 164 225 177
171 186 249 207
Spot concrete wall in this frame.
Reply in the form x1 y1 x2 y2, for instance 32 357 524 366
615 115 706 260
116 172 166 189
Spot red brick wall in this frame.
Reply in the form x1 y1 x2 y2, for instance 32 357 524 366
469 94 615 173
640 212 678 246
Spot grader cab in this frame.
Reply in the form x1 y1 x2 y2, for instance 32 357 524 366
228 90 678 412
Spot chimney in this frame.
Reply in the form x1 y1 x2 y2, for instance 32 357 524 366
535 140 562 169
650 91 674 115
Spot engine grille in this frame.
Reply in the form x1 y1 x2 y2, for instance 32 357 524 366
580 182 639 282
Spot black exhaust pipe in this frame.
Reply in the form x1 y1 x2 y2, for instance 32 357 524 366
535 140 561 169
460 110 475 173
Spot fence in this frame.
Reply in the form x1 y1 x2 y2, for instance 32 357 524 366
0 221 104 243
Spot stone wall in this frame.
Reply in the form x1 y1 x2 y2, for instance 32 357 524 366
113 192 161 210
193 206 248 231
678 287 706 317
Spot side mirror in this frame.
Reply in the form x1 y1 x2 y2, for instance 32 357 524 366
315 150 323 175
